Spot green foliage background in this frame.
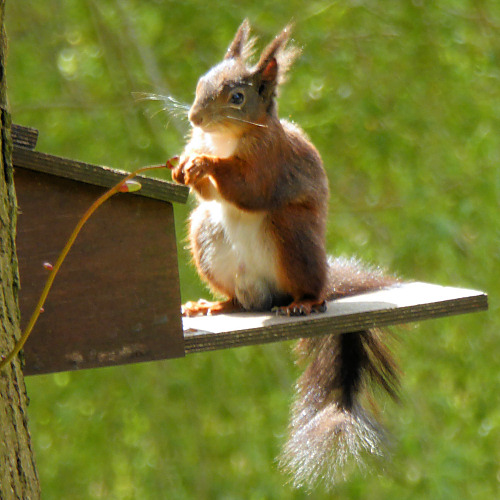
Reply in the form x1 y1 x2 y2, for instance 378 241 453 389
6 1 499 498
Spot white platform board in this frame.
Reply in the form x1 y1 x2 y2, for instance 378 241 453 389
182 282 488 354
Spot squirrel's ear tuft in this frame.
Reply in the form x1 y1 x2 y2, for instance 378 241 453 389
253 23 301 86
224 19 256 62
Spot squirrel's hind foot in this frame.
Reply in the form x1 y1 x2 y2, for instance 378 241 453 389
274 299 327 317
181 298 241 317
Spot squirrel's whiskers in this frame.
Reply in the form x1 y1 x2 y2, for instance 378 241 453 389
223 115 268 128
133 92 190 120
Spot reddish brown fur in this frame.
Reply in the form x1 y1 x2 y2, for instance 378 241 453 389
271 202 327 301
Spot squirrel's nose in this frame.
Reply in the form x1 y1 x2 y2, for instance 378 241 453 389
189 108 204 127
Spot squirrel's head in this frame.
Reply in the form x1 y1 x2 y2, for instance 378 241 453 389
189 19 300 134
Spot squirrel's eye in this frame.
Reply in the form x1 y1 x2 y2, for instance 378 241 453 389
230 92 245 105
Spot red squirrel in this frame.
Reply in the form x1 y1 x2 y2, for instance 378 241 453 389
172 19 400 489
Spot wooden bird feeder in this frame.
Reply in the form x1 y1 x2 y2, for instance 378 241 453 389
12 124 488 376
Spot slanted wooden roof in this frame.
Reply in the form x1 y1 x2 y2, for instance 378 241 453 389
12 124 189 204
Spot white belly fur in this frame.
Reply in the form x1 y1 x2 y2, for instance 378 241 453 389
201 200 281 309
193 128 239 158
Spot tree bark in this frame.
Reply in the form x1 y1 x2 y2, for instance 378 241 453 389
0 1 41 498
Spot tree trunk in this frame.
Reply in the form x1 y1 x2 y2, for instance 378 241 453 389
0 1 41 498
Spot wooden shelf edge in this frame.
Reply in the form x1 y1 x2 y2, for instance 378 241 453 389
182 282 488 354
12 123 38 150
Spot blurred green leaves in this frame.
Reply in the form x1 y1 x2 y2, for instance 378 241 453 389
6 1 499 498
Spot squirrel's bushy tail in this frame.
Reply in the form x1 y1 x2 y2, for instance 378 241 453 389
280 257 400 489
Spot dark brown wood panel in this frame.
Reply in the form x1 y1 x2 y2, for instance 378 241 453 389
15 168 185 374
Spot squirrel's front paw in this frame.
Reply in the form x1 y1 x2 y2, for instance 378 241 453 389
171 160 186 184
176 155 214 186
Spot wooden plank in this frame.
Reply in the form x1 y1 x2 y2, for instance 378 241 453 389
13 146 189 205
15 168 185 375
183 283 488 353
12 124 38 150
